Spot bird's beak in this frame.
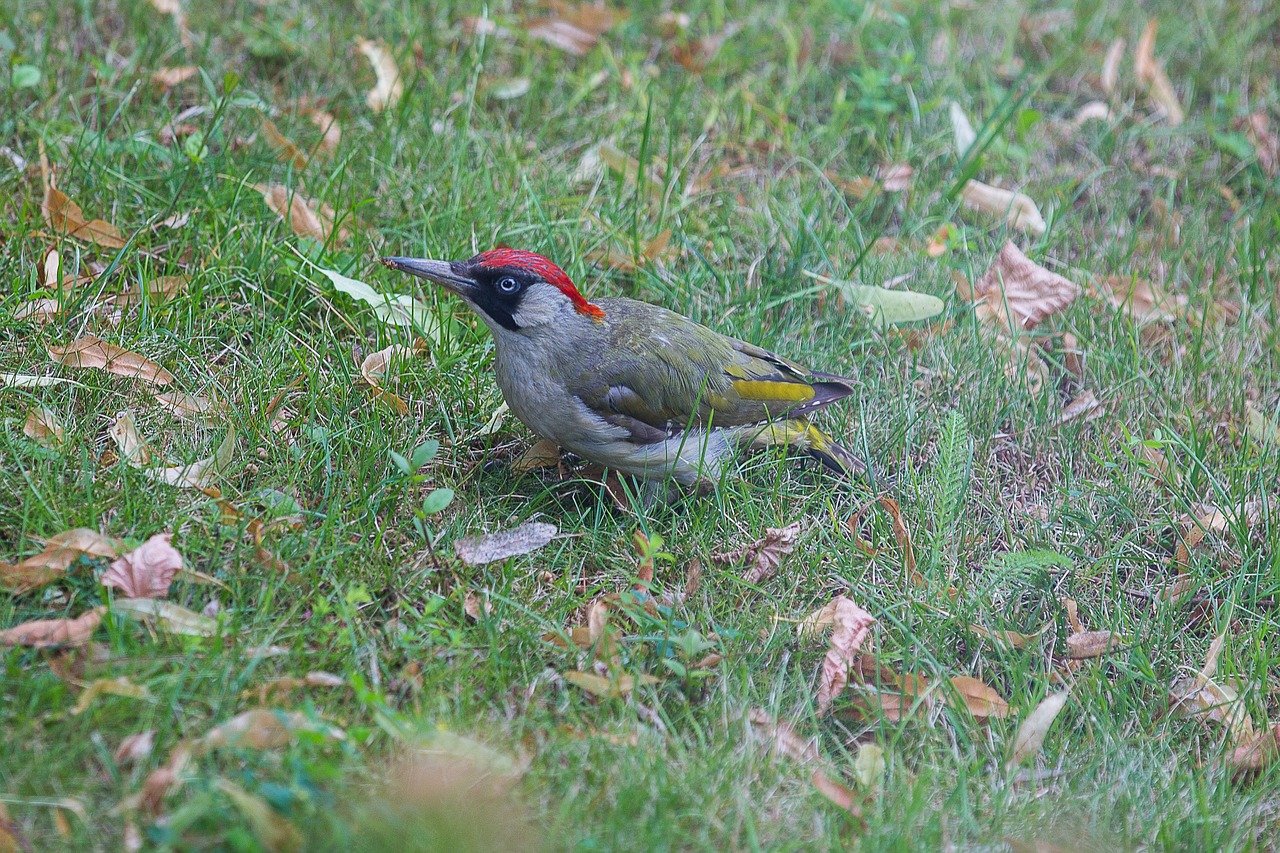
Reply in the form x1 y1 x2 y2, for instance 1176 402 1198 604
381 257 477 297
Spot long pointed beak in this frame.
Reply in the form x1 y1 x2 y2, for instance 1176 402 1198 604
381 257 476 296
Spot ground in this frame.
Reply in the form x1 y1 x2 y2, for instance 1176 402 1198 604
2 0 1279 850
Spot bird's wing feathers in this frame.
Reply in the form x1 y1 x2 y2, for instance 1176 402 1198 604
576 301 854 442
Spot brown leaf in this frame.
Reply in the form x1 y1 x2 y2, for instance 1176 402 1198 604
925 224 955 257
49 336 174 385
948 675 1010 719
525 2 622 56
116 275 189 309
356 38 403 112
1134 20 1184 125
199 708 345 751
14 298 61 324
876 163 913 192
512 437 562 473
808 769 863 819
1238 112 1279 177
248 672 346 703
114 730 156 766
454 522 558 566
966 242 1080 334
1059 391 1105 425
747 708 819 763
846 496 919 583
1094 275 1187 324
1065 630 1126 659
1228 724 1280 775
1100 38 1124 95
358 342 422 415
1170 634 1256 743
303 107 341 157
71 676 152 715
563 670 653 698
0 607 104 648
152 390 222 422
1173 502 1260 568
108 410 155 466
967 623 1048 649
151 65 198 89
960 180 1047 235
1 529 122 594
24 405 64 447
1007 689 1071 769
259 115 309 170
816 596 875 714
254 183 347 244
670 23 740 73
102 534 183 599
710 522 802 584
42 184 127 249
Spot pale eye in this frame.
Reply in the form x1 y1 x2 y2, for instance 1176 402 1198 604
497 277 521 294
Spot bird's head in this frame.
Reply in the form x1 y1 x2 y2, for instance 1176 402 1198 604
382 248 604 334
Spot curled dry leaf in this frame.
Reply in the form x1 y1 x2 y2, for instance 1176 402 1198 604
1228 725 1280 775
24 405 64 447
670 23 741 73
1072 101 1113 127
255 183 347 244
113 598 217 637
1173 502 1260 568
1101 38 1124 95
1134 20 1184 126
525 1 622 56
1 528 122 594
816 596 875 714
153 389 222 422
303 107 342 157
963 242 1080 334
357 38 404 112
1244 401 1280 445
249 671 346 703
0 607 104 648
42 182 127 249
49 335 174 385
454 521 558 566
711 522 802 584
950 101 977 156
358 341 424 415
259 115 309 170
1094 275 1187 324
961 180 1047 236
15 299 61 324
71 676 153 715
968 623 1048 649
151 65 197 89
949 675 1010 719
1007 689 1071 769
1060 391 1105 425
876 163 913 192
512 437 562 473
116 275 189 309
102 533 184 599
199 708 345 751
109 410 155 466
115 730 156 766
586 229 675 273
1170 634 1256 743
142 422 236 490
1238 112 1279 177
1065 630 1126 659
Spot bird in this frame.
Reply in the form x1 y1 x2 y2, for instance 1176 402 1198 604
382 248 867 493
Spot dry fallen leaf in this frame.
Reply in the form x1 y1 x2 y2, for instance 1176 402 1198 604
1060 391 1105 425
1173 501 1260 568
114 730 156 766
151 65 198 89
49 336 174 385
877 163 913 192
357 38 404 112
711 522 802 584
248 672 346 703
15 298 61 324
1170 634 1256 743
1007 689 1071 769
1065 630 1126 659
102 534 184 599
961 180 1048 236
71 676 153 715
0 607 104 648
24 405 65 447
525 2 622 56
216 779 304 852
113 598 217 637
254 183 347 244
1072 101 1113 128
1228 724 1280 775
1101 38 1124 95
42 182 127 249
199 708 345 751
951 101 977 156
152 389 222 422
815 596 876 714
259 115 309 170
1 529 122 594
967 623 1048 649
964 242 1080 334
670 23 741 73
512 437 562 473
303 107 342 157
358 342 423 415
1238 112 1279 177
1134 19 1185 126
563 670 655 698
1094 275 1187 324
454 522 558 566
116 275 190 309
747 709 864 821
949 675 1010 719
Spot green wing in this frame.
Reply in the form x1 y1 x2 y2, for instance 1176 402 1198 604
576 300 854 443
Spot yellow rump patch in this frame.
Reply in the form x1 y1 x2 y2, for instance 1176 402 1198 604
732 379 815 403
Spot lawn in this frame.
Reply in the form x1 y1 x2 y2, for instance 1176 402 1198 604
3 0 1279 849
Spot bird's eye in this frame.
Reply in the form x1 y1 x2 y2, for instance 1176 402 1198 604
496 277 521 294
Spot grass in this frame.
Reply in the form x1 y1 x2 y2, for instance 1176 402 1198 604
3 0 1279 849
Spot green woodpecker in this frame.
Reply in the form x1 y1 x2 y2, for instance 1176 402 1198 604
382 249 865 488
